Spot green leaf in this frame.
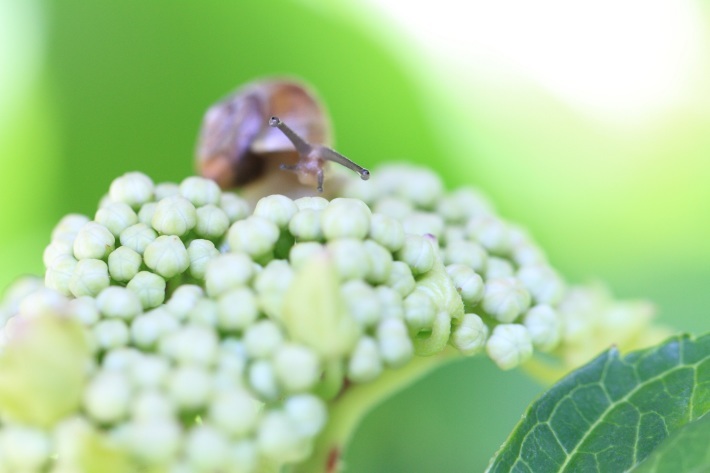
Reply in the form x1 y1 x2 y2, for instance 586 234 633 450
486 333 710 473
632 413 710 473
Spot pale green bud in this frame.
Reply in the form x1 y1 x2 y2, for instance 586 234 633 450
217 287 258 331
466 215 511 255
368 213 405 252
273 343 321 393
83 371 131 423
436 188 493 223
289 242 325 270
130 307 179 348
15 288 67 320
228 216 280 259
109 172 154 209
402 212 445 241
45 254 78 296
404 289 436 331
43 239 74 268
67 296 99 326
289 209 324 241
446 264 484 306
321 198 371 240
363 239 393 285
0 425 51 471
187 238 219 280
153 182 180 201
151 195 197 236
228 441 259 473
102 347 141 371
517 264 566 305
373 196 413 220
485 256 515 280
93 319 130 350
285 394 327 437
73 222 115 260
137 202 157 226
376 286 404 319
165 284 204 320
340 173 378 203
347 336 382 383
208 388 262 436
51 213 90 241
442 225 467 245
179 176 221 207
524 304 561 352
143 235 189 278
394 166 443 209
188 298 218 327
376 318 414 367
160 325 218 366
254 260 294 321
443 239 488 273
451 313 488 355
129 355 170 390
69 259 110 297
95 202 138 237
254 194 298 229
257 410 310 463
220 192 251 223
396 234 436 275
97 286 142 320
194 204 230 239
244 320 284 359
107 246 142 282
249 359 279 400
294 196 329 211
327 238 370 280
341 280 381 328
167 365 212 409
131 389 175 420
512 243 548 267
126 418 181 465
482 277 531 323
387 261 416 298
205 253 255 297
485 323 533 370
126 271 166 309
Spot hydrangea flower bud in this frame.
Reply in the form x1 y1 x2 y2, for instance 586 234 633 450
482 277 531 323
160 325 218 366
376 286 405 320
208 388 262 436
93 319 130 350
217 287 258 331
102 347 141 371
68 296 100 326
95 202 138 237
151 196 197 236
254 260 294 321
273 343 321 393
368 213 405 252
185 425 229 470
517 264 566 305
165 285 203 320
167 365 212 409
294 196 329 211
249 359 280 401
228 216 280 260
289 209 324 241
486 324 533 370
43 239 74 268
254 194 298 229
347 336 383 383
188 298 218 327
376 318 414 368
154 182 180 201
404 289 437 332
321 198 371 240
194 204 230 239
284 394 327 437
524 304 561 352
109 172 154 209
485 257 515 280
443 240 488 273
15 288 67 320
446 264 484 306
389 165 443 209
143 235 189 278
403 212 445 241
129 356 170 390
83 371 131 423
451 313 488 355
126 418 181 464
179 176 221 207
107 246 142 282
363 239 393 285
373 196 413 220
257 411 310 463
327 238 370 281
396 234 436 275
137 202 157 227
130 308 178 348
436 188 493 223
204 253 255 297
340 280 381 328
51 213 90 241
466 215 511 255
219 192 251 223
187 239 219 280
96 287 142 320
126 271 166 310
289 242 324 270
73 222 115 260
387 261 416 298
45 254 78 296
244 320 284 359
0 425 51 471
69 259 110 297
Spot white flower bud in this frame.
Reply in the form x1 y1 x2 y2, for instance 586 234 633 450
107 246 142 282
394 166 443 209
138 202 157 226
97 286 142 319
179 176 221 207
483 277 531 323
154 182 180 201
188 298 218 327
443 225 467 245
165 284 204 320
451 313 488 355
151 195 197 236
321 198 371 240
341 280 381 328
363 239 393 285
244 320 284 359
376 286 405 319
257 411 310 463
443 239 488 273
289 242 325 270
126 271 166 309
254 194 298 229
373 196 413 220
229 441 259 473
102 347 141 371
486 324 533 370
228 216 280 260
347 336 383 383
285 394 327 437
73 222 115 260
466 215 511 255
289 208 324 241
204 253 255 297
217 287 258 331
121 222 156 255
327 238 370 280
129 355 170 390
69 259 110 297
294 195 329 211
436 188 493 223
187 238 219 280
0 425 51 471
402 212 445 241
517 264 566 305
83 371 131 423
185 424 229 471
109 172 154 209
126 418 181 465
220 192 251 223
143 235 189 278
376 318 414 367
130 307 178 348
194 204 230 239
14 287 66 320
254 260 294 321
45 254 78 296
131 389 175 420
249 359 279 400
51 213 90 241
387 261 416 298
160 325 218 366
524 304 561 352
369 213 405 252
273 344 320 393
43 239 74 268
167 365 212 409
93 319 130 349
95 202 138 237
446 264 484 306
404 289 436 331
486 257 515 280
68 296 99 326
208 388 262 436
396 234 436 275
512 243 548 267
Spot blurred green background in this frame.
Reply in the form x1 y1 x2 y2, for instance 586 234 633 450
1 0 709 471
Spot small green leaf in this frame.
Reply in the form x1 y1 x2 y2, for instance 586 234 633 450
487 333 710 473
632 413 710 473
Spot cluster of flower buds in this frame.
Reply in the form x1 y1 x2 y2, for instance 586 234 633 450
0 165 664 472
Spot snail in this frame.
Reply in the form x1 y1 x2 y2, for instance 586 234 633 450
196 78 369 195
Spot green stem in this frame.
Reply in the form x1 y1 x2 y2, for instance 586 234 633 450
292 347 459 473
